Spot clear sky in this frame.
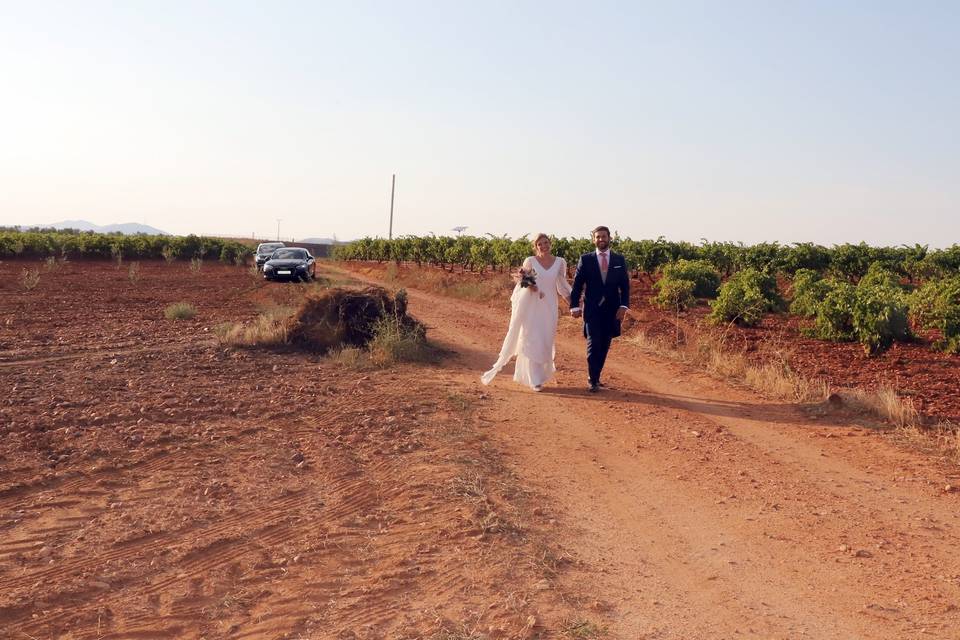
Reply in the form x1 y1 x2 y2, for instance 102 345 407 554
1 1 957 245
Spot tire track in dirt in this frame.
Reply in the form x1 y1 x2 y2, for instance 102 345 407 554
0 332 222 368
5 375 504 638
0 490 310 595
0 447 187 511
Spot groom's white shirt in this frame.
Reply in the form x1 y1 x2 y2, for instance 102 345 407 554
569 249 629 314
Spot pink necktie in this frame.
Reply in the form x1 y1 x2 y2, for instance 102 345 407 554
600 252 608 276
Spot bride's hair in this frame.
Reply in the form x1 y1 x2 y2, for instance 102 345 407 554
531 233 550 253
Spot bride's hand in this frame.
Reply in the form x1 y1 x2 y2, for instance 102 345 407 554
528 284 539 293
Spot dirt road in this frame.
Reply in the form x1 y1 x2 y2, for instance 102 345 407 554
341 263 960 639
2 259 959 639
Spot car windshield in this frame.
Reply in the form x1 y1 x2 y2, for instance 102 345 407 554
272 249 307 260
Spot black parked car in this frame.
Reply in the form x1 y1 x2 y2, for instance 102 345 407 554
263 248 316 282
255 242 285 270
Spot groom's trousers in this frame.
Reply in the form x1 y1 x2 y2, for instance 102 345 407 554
584 320 614 385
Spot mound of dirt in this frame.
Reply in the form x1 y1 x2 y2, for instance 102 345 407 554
287 286 424 352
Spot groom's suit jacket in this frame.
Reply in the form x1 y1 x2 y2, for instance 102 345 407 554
569 251 630 337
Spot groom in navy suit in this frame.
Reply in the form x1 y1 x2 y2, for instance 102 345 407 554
569 226 630 392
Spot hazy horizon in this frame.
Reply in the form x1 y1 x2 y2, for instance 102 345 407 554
2 2 957 247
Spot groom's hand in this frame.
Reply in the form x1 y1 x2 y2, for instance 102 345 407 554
571 308 582 318
616 307 627 321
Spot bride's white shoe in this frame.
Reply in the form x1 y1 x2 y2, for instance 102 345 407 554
533 384 543 392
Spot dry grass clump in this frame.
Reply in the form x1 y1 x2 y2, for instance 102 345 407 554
164 302 197 320
20 267 40 291
215 312 289 347
895 421 960 462
111 243 123 268
629 329 828 403
836 385 921 429
367 316 434 365
628 323 939 434
561 619 608 638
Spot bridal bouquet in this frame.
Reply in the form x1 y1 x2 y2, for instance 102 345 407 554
517 268 537 288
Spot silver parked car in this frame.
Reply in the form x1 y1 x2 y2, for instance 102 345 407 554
254 242 285 270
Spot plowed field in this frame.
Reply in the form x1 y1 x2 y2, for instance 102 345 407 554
2 259 960 639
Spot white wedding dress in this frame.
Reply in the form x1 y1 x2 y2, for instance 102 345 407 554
481 256 572 389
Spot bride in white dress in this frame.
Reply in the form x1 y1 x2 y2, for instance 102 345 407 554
481 234 572 391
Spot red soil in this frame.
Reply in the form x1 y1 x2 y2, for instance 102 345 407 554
3 257 960 639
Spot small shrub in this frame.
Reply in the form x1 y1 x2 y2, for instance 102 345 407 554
909 279 943 329
858 262 902 290
789 268 831 318
190 256 203 273
128 261 141 283
164 302 197 320
709 268 780 327
810 280 856 341
941 306 960 354
20 267 40 290
808 274 911 354
653 277 696 311
852 282 911 354
43 256 59 272
660 259 720 298
910 276 960 353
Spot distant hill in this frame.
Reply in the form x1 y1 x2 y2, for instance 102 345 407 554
23 220 171 235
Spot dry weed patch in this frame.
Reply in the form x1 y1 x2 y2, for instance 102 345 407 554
562 619 608 638
20 267 40 291
164 302 197 320
896 421 960 464
835 384 921 429
215 311 289 347
628 328 828 403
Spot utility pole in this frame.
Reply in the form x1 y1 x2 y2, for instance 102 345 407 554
276 218 282 241
388 174 396 240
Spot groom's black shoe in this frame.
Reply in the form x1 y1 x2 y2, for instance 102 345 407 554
588 382 600 393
